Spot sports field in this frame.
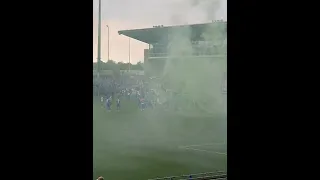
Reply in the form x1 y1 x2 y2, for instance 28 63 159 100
93 97 227 180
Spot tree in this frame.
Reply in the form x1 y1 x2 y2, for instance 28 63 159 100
134 61 144 70
93 61 144 72
107 60 120 77
117 62 128 70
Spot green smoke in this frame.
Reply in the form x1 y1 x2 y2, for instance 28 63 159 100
161 23 227 115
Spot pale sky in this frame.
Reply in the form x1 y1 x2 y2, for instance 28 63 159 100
93 0 227 64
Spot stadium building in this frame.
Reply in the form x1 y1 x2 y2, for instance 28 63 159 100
119 21 227 114
118 21 227 78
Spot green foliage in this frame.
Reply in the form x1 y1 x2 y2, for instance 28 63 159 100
93 60 144 71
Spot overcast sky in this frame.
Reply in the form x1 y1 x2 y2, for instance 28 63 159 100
93 0 227 63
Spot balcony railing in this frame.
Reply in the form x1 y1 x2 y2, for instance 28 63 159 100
148 52 227 58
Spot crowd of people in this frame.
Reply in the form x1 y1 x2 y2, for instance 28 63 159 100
94 75 162 111
93 73 219 112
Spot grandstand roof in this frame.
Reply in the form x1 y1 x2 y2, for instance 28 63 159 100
118 21 227 44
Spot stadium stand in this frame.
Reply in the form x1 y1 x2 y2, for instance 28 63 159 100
118 21 227 77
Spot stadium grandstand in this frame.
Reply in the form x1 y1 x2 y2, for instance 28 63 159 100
118 21 227 77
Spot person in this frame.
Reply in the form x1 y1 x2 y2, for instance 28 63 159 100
127 91 130 100
148 99 153 109
108 96 112 106
138 98 142 110
116 98 120 111
137 91 140 99
140 98 145 111
106 98 111 111
152 99 156 108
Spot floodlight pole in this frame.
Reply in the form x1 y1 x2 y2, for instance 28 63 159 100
106 25 110 61
128 38 131 72
97 0 102 77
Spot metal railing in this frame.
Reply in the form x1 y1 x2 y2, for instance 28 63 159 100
148 171 227 180
148 52 227 59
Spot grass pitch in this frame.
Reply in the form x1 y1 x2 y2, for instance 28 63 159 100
93 97 227 180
